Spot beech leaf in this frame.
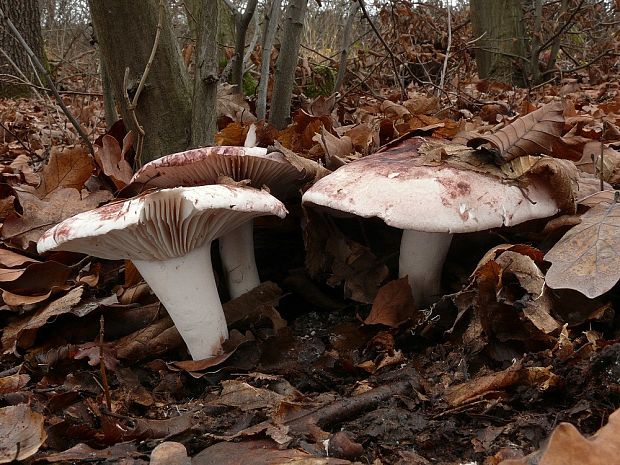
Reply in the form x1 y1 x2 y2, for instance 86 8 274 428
468 101 565 164
545 198 620 298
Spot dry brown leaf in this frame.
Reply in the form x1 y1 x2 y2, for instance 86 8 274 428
0 404 46 463
215 122 247 146
445 365 559 407
500 407 620 465
150 442 190 465
468 101 565 164
193 440 352 465
214 380 284 411
576 141 620 184
313 127 353 169
95 133 134 189
218 83 256 122
0 373 29 393
36 145 94 198
40 443 140 463
545 200 620 298
1 286 84 354
1 187 112 248
0 248 40 268
364 277 420 327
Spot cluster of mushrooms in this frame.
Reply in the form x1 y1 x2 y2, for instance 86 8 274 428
37 139 561 360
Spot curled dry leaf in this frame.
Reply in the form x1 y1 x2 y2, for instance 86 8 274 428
95 133 134 189
444 364 559 407
545 199 620 298
500 407 620 465
0 404 46 463
468 101 565 164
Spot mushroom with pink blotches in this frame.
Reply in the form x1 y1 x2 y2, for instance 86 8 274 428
37 185 287 360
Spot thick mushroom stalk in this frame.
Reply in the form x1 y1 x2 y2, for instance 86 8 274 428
399 230 453 307
134 242 227 359
218 221 260 299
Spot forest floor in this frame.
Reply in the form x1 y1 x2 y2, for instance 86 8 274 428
1 65 620 465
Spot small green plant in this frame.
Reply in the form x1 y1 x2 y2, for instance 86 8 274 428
243 71 258 96
304 65 336 98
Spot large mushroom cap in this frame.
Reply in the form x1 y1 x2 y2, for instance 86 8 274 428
130 146 306 198
37 185 288 259
302 141 561 233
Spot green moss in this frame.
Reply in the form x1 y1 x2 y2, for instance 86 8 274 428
243 72 258 96
304 65 336 98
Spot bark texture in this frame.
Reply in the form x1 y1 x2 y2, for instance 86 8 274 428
269 0 308 129
231 0 258 93
256 0 282 120
0 0 45 97
191 0 219 147
470 0 526 86
89 0 192 162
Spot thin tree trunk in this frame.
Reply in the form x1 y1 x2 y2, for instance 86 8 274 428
269 0 308 129
231 0 258 93
334 2 358 94
89 0 192 162
99 58 118 128
256 0 282 120
192 0 219 147
0 0 45 97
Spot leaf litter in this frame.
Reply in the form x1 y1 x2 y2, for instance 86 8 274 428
1 35 620 465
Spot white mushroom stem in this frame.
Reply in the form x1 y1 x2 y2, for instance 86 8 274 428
133 241 228 360
219 221 261 299
399 230 453 308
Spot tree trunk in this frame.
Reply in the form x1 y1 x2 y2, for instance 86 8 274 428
256 0 282 120
269 0 308 129
0 0 45 97
89 0 192 163
231 0 258 93
191 0 219 147
470 0 526 87
334 2 359 94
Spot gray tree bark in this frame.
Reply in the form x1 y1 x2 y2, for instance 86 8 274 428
192 0 219 147
0 0 45 97
334 2 358 94
470 0 526 87
269 0 308 129
231 0 258 93
89 0 192 162
256 0 282 120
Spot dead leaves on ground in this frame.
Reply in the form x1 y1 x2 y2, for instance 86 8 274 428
545 196 620 298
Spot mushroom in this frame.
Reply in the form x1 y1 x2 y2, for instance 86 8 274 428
129 146 308 298
302 138 562 307
37 185 287 359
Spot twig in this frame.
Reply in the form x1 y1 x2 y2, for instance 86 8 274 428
123 0 164 166
99 316 112 410
600 120 607 191
0 121 36 157
357 0 406 100
438 0 452 98
0 6 94 157
0 75 102 96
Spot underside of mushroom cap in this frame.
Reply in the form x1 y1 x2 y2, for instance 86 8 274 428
130 146 305 198
37 185 287 260
302 146 561 233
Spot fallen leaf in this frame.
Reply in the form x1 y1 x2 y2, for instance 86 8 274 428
1 286 85 353
364 277 420 327
468 101 565 163
193 439 352 465
500 407 620 465
445 365 559 407
545 200 620 298
1 187 112 248
95 133 134 189
0 404 46 463
39 443 140 463
150 442 190 465
36 145 94 198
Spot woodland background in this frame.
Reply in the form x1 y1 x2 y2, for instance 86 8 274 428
0 0 620 464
